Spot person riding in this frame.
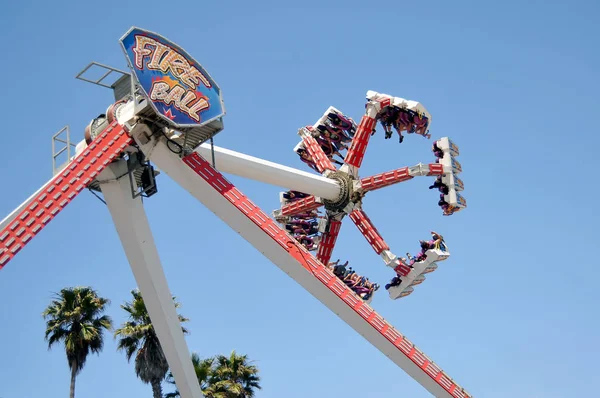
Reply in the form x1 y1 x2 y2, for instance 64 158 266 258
438 194 450 213
325 261 378 301
413 240 430 262
327 112 356 136
318 127 342 148
398 256 415 268
432 142 444 159
362 283 379 301
296 148 319 171
294 210 320 219
321 123 351 144
397 110 414 137
429 177 449 195
332 260 349 277
385 275 402 290
295 233 314 250
413 112 431 138
379 106 398 139
379 106 405 142
442 204 458 216
343 272 361 287
306 224 319 236
429 231 445 250
326 260 337 272
290 218 312 228
342 267 354 278
283 190 310 202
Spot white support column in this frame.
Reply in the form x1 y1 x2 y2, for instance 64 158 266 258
195 143 341 201
97 160 203 398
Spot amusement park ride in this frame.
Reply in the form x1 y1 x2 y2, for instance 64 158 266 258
0 27 469 397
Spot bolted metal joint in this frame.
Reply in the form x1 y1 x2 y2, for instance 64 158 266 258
323 171 353 212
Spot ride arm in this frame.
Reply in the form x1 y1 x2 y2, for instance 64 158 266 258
195 142 341 200
0 122 132 269
316 216 343 266
0 177 56 232
348 209 413 276
341 103 380 176
348 209 390 256
131 127 470 398
357 163 444 193
276 195 323 217
297 127 336 173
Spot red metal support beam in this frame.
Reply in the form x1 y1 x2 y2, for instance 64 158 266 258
344 115 377 168
0 122 132 269
349 209 390 255
360 166 413 192
281 196 323 216
301 133 336 173
316 219 342 265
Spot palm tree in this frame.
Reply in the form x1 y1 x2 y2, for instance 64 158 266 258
114 289 189 398
209 351 261 398
42 286 113 398
165 353 214 398
166 351 261 398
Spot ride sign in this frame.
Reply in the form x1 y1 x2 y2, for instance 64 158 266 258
120 27 225 128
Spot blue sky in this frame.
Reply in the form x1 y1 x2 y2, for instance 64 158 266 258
0 1 598 397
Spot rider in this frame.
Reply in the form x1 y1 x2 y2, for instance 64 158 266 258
379 106 400 141
332 260 349 277
327 112 356 136
414 240 431 262
283 190 309 202
296 148 319 172
359 281 379 301
315 135 344 165
432 142 444 159
295 233 314 250
413 112 430 138
429 231 445 250
399 256 415 268
385 275 402 290
397 109 413 138
429 177 449 195
438 193 450 213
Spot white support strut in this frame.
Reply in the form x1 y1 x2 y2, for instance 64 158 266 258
97 160 204 398
68 134 340 201
134 128 468 398
195 143 341 201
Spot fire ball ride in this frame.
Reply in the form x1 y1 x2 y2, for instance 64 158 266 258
0 27 469 397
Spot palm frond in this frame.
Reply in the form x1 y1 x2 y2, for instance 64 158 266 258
115 288 189 387
42 286 111 374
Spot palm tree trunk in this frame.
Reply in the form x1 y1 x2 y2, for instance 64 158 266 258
70 366 77 398
151 378 163 398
